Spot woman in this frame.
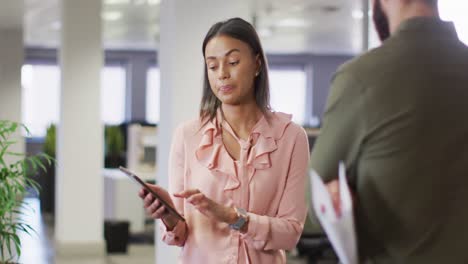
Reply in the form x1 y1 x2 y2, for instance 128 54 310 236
139 17 309 263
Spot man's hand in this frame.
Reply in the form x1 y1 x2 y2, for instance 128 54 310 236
326 179 342 217
325 179 357 218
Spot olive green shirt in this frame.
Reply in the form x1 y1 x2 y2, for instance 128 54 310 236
310 17 468 263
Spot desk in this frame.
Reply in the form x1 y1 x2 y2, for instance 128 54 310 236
103 168 155 233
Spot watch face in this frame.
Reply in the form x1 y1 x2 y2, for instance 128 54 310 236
230 208 248 230
231 217 246 230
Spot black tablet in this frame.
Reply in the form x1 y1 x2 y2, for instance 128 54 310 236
119 166 185 222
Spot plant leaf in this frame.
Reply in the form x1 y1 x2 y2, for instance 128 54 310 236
6 234 12 259
5 151 25 157
11 233 21 257
31 156 47 172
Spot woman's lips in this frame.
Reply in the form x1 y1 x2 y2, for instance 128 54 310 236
219 85 234 93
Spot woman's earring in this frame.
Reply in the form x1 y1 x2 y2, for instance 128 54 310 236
255 71 259 77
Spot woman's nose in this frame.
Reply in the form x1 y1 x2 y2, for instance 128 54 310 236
218 65 230 80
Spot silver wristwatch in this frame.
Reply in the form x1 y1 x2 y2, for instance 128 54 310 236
229 207 249 231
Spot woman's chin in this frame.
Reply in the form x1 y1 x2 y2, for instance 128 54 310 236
216 94 233 102
219 97 242 106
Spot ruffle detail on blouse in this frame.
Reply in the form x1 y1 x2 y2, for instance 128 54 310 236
195 111 292 191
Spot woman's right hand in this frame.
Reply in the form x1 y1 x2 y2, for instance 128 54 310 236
138 184 179 230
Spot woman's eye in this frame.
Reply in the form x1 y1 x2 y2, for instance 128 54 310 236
208 65 217 70
229 61 239 66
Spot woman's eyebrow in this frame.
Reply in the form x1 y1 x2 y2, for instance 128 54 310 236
206 48 241 60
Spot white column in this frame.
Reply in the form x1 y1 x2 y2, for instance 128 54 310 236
55 0 104 257
0 28 24 158
362 0 370 51
157 0 251 263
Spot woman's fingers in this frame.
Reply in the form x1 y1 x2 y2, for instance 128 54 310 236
174 189 200 198
145 199 166 218
175 189 211 210
144 194 160 211
151 205 166 219
175 189 211 209
186 193 206 205
138 188 149 199
143 193 155 207
138 185 174 220
174 189 228 222
174 189 209 209
187 193 214 214
150 199 161 210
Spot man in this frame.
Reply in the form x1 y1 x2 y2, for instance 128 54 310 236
310 0 468 263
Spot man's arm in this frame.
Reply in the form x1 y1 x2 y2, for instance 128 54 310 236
310 70 367 183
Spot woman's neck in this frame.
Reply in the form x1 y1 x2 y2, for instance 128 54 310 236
221 102 263 140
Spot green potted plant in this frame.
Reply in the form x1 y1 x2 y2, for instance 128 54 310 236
40 124 56 214
104 125 125 168
43 124 56 158
0 120 52 262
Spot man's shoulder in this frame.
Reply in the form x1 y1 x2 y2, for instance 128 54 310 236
336 45 388 80
325 45 394 111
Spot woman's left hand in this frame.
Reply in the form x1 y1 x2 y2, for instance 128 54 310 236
174 189 236 224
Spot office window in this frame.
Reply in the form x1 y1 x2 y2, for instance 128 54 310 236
144 66 307 125
146 67 160 124
22 64 127 137
439 1 468 45
101 66 126 125
269 68 307 125
21 64 60 137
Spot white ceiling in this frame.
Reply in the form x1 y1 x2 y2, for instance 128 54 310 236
255 0 366 54
16 0 368 55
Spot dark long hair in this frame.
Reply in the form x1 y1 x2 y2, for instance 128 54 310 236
199 17 270 123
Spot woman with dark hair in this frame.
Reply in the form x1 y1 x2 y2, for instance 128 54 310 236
139 17 309 263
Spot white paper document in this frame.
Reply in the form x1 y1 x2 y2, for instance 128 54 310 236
310 162 358 264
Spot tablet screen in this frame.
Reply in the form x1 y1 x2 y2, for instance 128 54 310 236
119 166 185 222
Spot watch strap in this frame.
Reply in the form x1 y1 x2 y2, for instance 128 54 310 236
229 207 248 230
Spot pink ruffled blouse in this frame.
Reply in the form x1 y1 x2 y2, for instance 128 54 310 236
160 110 310 264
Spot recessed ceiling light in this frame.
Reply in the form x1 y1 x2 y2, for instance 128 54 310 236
147 0 161 5
51 21 61 30
102 11 122 21
352 10 364 19
277 18 307 28
352 9 373 19
105 0 130 5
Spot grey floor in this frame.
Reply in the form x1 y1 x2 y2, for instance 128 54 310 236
17 198 155 264
16 198 310 264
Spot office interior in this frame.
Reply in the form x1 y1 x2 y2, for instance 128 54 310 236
0 0 466 263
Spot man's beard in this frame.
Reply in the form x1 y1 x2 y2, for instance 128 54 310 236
373 0 390 41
